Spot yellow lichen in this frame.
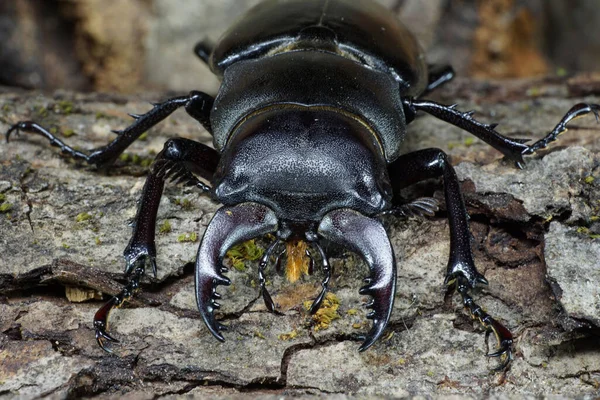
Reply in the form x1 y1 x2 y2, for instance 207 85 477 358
278 330 298 341
304 292 341 331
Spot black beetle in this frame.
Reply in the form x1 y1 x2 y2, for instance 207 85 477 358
6 0 599 369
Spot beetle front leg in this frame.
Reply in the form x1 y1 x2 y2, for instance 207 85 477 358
389 149 486 286
94 137 219 352
6 91 214 168
388 148 512 367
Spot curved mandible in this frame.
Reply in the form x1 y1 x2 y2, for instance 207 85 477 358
195 202 279 341
317 208 397 351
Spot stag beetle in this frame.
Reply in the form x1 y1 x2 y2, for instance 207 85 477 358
6 0 599 369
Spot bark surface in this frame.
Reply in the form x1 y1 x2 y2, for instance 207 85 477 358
0 76 599 398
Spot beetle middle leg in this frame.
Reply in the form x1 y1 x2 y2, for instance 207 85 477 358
94 137 219 351
404 98 600 168
387 148 512 367
6 91 214 168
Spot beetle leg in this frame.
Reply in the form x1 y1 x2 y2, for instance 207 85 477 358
522 103 600 155
404 99 530 168
196 203 279 341
318 209 396 351
378 197 439 219
388 149 513 368
124 138 219 278
5 91 214 167
93 264 145 352
420 64 455 98
307 241 332 315
194 39 214 66
388 149 486 288
92 138 219 352
454 276 513 370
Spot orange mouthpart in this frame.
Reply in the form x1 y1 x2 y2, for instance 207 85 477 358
285 240 310 283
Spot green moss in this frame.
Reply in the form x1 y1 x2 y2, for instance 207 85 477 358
95 237 102 245
0 193 5 202
140 158 153 168
138 132 148 141
225 240 264 271
464 137 475 147
2 104 11 112
76 212 92 223
0 203 12 213
49 126 58 135
119 153 130 162
62 128 76 138
177 232 198 242
132 154 141 165
159 220 172 234
556 67 568 77
62 243 70 249
584 176 595 184
35 105 48 118
57 100 74 114
95 111 107 120
174 198 193 210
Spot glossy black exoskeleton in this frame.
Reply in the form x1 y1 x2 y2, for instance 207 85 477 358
6 0 599 370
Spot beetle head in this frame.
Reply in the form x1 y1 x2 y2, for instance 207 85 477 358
212 107 393 227
195 108 397 350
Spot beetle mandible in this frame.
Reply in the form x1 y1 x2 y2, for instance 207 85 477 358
6 0 599 369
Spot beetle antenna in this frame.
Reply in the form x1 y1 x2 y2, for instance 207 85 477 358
259 239 284 314
274 248 287 274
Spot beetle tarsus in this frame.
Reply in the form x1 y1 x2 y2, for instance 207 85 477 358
455 276 513 370
523 103 600 155
6 121 91 161
93 265 145 352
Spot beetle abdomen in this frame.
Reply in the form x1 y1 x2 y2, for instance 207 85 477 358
212 51 407 162
210 0 427 96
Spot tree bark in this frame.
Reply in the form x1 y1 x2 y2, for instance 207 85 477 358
1 76 599 398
